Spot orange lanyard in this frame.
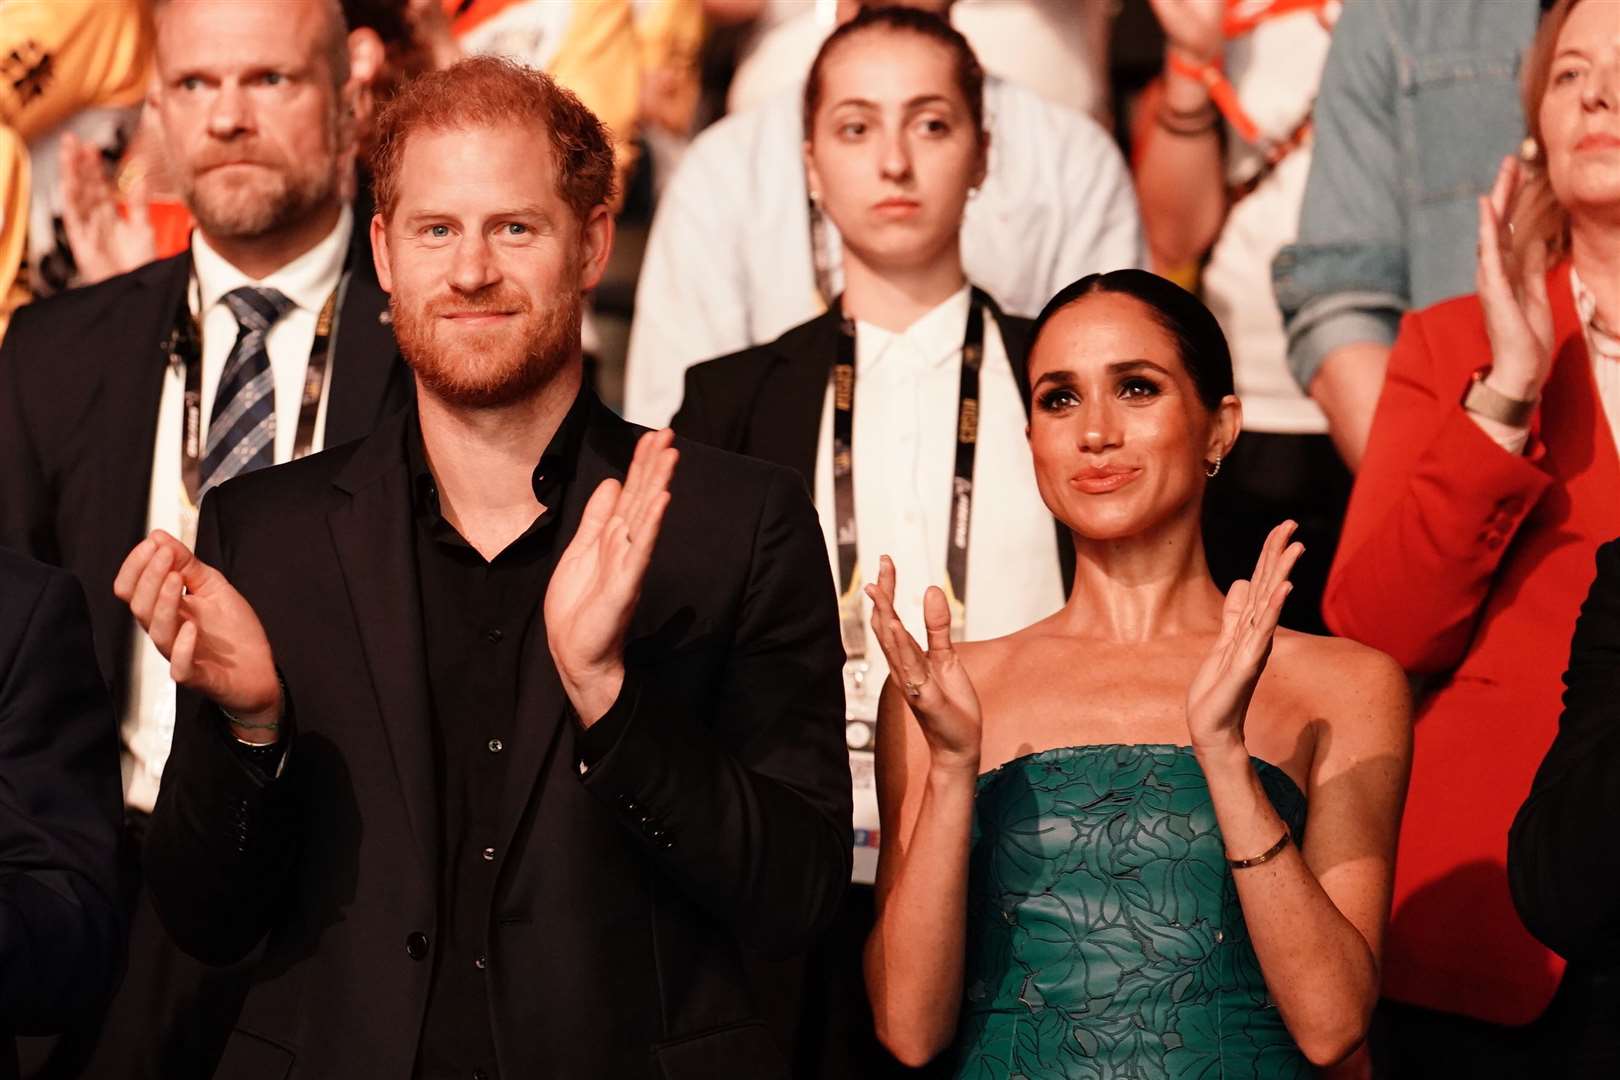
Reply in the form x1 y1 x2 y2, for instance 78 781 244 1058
1171 0 1338 147
1222 0 1335 37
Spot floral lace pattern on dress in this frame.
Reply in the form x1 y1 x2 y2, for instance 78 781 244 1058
952 744 1311 1080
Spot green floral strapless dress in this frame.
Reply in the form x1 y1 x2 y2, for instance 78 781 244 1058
951 744 1311 1080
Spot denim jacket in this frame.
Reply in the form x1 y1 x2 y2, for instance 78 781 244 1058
1271 0 1540 391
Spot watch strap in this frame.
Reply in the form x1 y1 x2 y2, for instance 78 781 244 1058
1462 369 1536 428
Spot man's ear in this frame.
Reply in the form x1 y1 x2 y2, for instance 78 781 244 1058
578 204 615 292
370 212 393 293
345 28 385 149
348 27 385 88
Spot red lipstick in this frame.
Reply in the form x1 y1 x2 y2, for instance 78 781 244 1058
1577 133 1620 152
1068 466 1142 494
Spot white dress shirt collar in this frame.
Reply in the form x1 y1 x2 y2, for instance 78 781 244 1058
1572 266 1620 362
190 204 354 316
854 284 972 373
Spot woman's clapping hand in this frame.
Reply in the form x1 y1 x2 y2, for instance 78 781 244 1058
867 556 983 774
1476 154 1555 404
1185 521 1303 755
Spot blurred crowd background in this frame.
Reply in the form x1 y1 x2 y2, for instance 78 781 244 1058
0 0 1249 397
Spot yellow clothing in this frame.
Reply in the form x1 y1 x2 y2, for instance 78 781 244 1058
632 0 702 85
0 0 153 337
0 127 27 340
632 0 704 137
450 0 642 201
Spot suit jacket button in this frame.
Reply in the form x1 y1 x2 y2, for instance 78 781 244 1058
405 931 430 960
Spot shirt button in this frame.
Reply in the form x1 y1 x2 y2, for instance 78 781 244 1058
1214 930 1225 944
473 1071 489 1080
405 931 429 960
487 738 504 753
481 846 495 861
485 628 504 644
474 954 487 970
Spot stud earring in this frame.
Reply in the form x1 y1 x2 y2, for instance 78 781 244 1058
1519 136 1540 164
1204 455 1222 478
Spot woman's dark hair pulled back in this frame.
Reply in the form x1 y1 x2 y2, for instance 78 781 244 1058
802 5 986 139
1028 269 1235 411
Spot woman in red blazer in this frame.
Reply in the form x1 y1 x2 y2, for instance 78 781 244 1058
1324 0 1620 1067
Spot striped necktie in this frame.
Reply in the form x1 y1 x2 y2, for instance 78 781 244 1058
199 286 293 499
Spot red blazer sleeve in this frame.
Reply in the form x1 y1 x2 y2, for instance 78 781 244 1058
1323 306 1553 673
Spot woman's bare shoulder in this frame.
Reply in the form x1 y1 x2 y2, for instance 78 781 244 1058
1271 629 1411 726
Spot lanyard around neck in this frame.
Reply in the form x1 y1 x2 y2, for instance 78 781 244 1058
831 289 988 666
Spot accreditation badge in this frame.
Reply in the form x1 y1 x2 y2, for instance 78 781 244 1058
845 658 881 885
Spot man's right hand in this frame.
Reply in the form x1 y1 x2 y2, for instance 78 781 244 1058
113 530 282 741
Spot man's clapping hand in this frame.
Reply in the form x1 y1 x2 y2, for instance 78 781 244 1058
544 429 678 725
113 530 282 742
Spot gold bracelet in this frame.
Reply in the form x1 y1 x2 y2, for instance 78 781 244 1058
1227 827 1291 869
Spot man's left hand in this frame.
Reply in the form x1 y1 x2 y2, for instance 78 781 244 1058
545 429 678 725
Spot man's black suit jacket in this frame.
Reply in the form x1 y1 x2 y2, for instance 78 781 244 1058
144 396 853 1079
0 550 122 1077
1509 538 1620 1066
671 301 1077 589
0 247 409 707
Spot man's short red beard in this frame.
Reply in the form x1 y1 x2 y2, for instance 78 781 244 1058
391 283 582 409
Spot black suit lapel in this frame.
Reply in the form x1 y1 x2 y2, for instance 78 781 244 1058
980 292 1077 594
495 397 641 854
325 247 407 447
98 256 191 696
326 410 438 876
751 310 842 491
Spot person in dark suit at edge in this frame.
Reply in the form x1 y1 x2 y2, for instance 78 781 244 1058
674 10 1073 1076
1510 537 1620 1073
0 548 122 1080
0 1 408 1074
116 54 851 1079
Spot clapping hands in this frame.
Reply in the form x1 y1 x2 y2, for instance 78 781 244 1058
866 556 983 774
544 429 678 725
1476 154 1554 404
1185 521 1303 755
58 132 157 287
113 530 282 739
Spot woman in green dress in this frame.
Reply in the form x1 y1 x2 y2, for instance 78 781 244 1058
863 270 1412 1077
